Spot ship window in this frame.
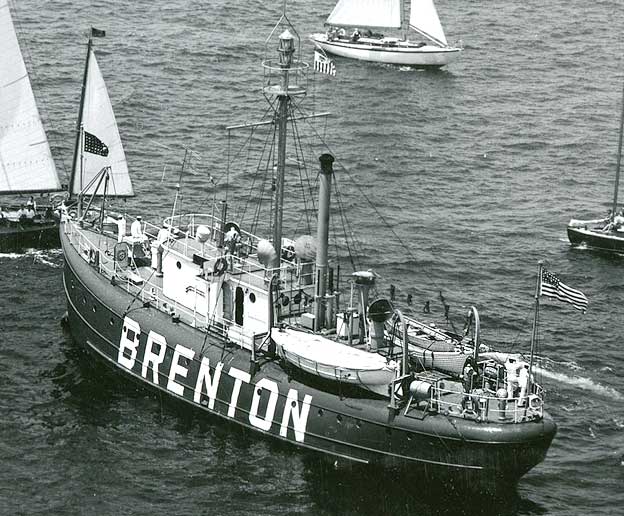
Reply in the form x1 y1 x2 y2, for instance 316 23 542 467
110 318 114 326
249 292 256 303
92 305 97 313
176 261 182 269
82 296 86 305
336 415 343 424
355 420 362 429
318 409 324 416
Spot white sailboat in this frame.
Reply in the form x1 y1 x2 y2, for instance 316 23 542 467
310 0 462 67
0 1 63 251
69 29 134 207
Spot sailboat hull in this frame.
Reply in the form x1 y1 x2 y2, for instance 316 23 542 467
311 35 461 67
61 222 556 493
0 220 60 252
567 225 624 252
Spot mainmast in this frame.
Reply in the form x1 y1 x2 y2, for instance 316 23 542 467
262 18 307 270
611 80 624 220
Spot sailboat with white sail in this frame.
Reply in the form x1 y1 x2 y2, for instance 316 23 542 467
310 0 461 67
68 28 134 215
0 1 63 251
567 81 624 253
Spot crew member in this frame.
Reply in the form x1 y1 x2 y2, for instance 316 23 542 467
130 215 146 241
517 363 530 406
155 222 170 277
116 215 127 243
505 357 520 399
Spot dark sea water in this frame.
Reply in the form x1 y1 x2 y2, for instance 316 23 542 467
2 0 624 514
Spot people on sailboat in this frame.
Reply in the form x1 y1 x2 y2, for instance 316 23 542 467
25 205 36 220
116 214 127 243
351 28 360 42
17 205 28 220
26 196 37 211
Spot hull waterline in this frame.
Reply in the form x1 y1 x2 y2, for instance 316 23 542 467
567 225 624 252
0 221 60 252
311 37 461 67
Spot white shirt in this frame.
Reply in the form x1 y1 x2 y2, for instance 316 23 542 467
157 227 170 245
130 220 143 238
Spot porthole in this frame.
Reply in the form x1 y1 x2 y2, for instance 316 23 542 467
249 292 256 303
318 408 324 416
81 296 86 305
92 305 97 313
110 318 115 326
336 415 343 424
176 261 182 269
355 420 362 429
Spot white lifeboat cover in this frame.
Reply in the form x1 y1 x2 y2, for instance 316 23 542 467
272 327 390 371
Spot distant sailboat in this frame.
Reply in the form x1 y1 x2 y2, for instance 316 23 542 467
0 2 63 251
567 82 624 252
310 0 461 67
69 28 134 210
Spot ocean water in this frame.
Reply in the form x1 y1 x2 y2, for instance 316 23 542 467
1 0 624 514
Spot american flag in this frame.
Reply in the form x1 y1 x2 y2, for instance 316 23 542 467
84 131 109 157
540 270 588 312
314 50 336 77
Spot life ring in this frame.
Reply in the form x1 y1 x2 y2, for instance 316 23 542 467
213 257 228 276
529 396 542 411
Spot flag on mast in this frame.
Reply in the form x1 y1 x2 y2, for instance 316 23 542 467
540 270 588 312
91 27 106 38
314 49 336 77
84 131 109 157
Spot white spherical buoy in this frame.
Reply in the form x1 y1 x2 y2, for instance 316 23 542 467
257 239 277 267
196 225 211 243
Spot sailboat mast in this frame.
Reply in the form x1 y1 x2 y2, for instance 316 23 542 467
611 80 624 219
70 34 93 201
270 30 296 269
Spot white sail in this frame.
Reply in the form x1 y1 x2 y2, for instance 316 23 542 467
327 0 401 29
71 49 133 197
0 2 61 194
409 0 448 46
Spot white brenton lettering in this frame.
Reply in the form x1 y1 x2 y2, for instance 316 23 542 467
227 367 251 418
141 330 167 384
167 344 195 396
280 389 313 443
248 378 279 431
193 358 223 409
118 317 141 370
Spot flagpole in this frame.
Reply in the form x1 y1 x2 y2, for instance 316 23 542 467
528 261 543 396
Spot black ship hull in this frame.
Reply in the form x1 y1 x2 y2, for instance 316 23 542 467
0 220 60 252
567 225 624 253
61 226 556 493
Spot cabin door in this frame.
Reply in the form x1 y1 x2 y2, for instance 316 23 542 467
235 286 244 326
222 283 233 322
